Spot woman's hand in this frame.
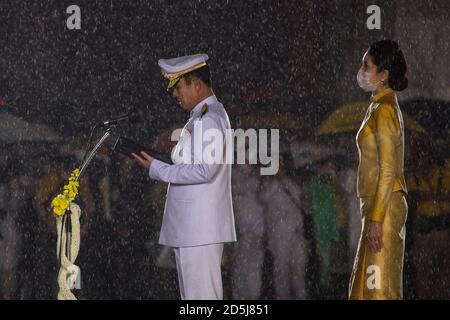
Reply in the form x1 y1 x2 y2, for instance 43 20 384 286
367 221 383 253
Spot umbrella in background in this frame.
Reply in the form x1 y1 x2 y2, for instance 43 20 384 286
233 111 305 130
316 101 427 135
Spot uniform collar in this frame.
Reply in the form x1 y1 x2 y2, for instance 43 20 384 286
370 88 394 103
190 95 217 117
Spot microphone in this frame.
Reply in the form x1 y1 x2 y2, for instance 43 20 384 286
98 114 129 127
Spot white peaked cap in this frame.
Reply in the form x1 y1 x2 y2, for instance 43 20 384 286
158 54 209 90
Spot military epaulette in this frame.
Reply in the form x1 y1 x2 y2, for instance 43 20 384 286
200 104 208 118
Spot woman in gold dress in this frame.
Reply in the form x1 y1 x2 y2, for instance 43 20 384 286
349 40 409 299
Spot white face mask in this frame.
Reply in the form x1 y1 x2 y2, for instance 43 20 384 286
357 68 379 92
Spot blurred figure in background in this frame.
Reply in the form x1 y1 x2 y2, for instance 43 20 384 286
5 158 42 299
290 139 349 298
306 159 343 298
108 155 152 299
336 154 361 279
230 155 265 299
259 151 308 299
0 169 22 300
230 139 265 300
407 139 450 299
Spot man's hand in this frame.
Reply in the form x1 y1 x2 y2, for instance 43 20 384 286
367 220 383 253
132 151 155 170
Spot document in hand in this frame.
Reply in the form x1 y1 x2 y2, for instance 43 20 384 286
113 136 173 165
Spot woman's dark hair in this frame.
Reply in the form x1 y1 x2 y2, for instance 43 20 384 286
183 65 212 87
368 40 408 91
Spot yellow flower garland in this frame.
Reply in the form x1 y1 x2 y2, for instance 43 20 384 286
51 168 80 216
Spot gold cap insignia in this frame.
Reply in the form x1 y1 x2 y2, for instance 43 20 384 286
162 62 207 91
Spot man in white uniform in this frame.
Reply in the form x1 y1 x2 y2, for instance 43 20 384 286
230 163 265 299
133 54 236 300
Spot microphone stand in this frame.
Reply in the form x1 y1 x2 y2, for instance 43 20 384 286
56 123 118 299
